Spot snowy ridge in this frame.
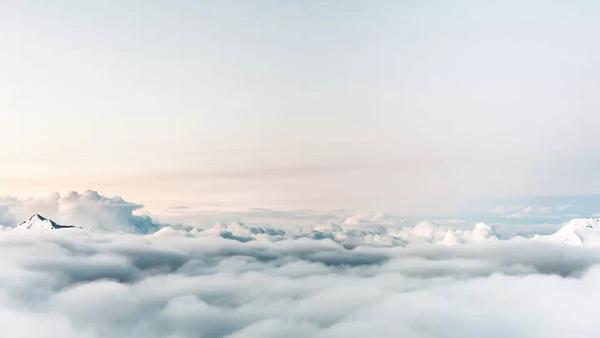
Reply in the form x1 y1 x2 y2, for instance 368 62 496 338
13 214 78 231
537 218 600 245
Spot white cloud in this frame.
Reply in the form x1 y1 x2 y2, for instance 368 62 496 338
0 191 160 233
2 192 600 337
0 221 598 337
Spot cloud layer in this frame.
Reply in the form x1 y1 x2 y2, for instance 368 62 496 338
0 223 599 337
1 191 600 337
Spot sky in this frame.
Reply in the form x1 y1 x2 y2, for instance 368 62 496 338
4 3 600 336
2 0 600 216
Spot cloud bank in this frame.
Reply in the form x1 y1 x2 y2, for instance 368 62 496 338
0 227 599 338
1 191 600 337
0 191 160 233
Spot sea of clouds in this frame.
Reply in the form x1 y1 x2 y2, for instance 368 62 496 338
0 191 598 338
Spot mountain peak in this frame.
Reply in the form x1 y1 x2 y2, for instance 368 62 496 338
28 214 47 221
14 214 78 231
540 218 600 245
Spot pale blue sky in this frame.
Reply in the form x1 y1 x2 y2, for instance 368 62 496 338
2 0 600 214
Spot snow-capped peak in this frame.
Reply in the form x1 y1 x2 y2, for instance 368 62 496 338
540 218 600 245
13 214 77 231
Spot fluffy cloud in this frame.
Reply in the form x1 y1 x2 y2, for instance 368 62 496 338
0 191 160 233
0 221 599 337
0 191 498 245
2 192 600 337
187 218 497 249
